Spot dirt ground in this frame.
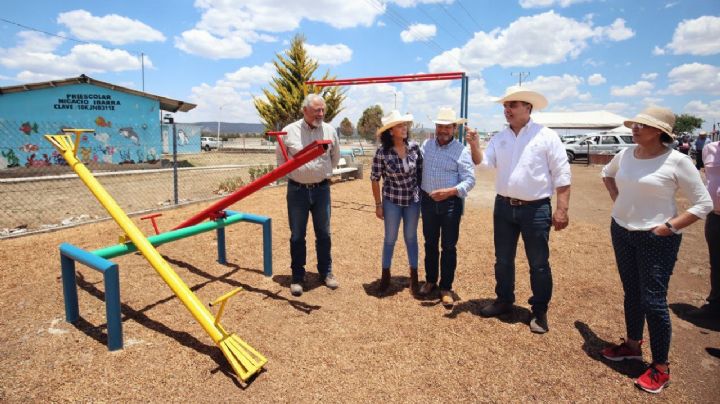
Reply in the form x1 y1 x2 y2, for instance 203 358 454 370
0 164 718 402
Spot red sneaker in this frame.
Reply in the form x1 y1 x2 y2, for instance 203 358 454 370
635 364 670 394
601 339 643 361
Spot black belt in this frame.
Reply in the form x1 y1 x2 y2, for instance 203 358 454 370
289 179 328 189
497 194 549 206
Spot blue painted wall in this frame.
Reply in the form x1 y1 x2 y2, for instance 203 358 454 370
0 83 164 169
161 123 202 154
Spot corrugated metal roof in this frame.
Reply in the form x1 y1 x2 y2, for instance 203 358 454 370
0 74 196 113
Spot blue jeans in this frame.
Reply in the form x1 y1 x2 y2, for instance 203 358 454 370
611 219 681 364
382 199 420 269
287 181 332 284
493 195 553 313
421 192 463 291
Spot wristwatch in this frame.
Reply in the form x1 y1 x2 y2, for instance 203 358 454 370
664 221 680 234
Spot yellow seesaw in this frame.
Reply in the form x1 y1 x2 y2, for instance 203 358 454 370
46 129 267 382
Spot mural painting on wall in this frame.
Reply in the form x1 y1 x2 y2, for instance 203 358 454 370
0 83 165 170
161 123 202 154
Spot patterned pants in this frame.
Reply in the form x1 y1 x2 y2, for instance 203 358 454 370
610 219 682 365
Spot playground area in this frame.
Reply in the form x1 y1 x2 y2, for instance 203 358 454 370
0 161 718 402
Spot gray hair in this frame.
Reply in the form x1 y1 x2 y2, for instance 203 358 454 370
302 93 326 109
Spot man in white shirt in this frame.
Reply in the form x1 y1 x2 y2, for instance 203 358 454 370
277 94 340 297
468 87 571 333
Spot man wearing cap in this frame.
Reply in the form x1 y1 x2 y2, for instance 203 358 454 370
471 86 571 334
417 107 476 308
694 131 709 170
278 93 340 297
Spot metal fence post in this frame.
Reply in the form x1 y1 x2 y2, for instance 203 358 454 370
172 122 178 205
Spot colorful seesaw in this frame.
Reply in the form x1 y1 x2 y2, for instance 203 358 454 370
47 129 330 383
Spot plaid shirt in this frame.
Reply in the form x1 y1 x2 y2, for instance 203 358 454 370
370 141 423 206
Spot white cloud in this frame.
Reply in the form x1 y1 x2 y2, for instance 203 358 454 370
176 0 384 59
641 72 658 80
653 46 666 56
174 29 253 59
0 31 150 82
664 63 720 95
400 24 437 43
182 83 259 123
665 2 678 8
220 63 275 88
587 73 606 85
377 20 386 27
611 80 654 97
305 43 353 65
553 102 630 115
520 74 585 104
392 0 454 6
57 10 166 45
683 99 720 128
594 18 634 41
519 0 591 8
428 11 633 73
642 97 664 106
665 16 720 56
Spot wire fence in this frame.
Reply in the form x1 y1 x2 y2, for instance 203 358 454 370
0 136 281 238
0 134 373 238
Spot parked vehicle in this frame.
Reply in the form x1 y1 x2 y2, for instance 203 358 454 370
564 133 635 163
200 136 221 151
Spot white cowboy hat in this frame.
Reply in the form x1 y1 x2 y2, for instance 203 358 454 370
623 106 675 137
433 107 467 125
495 86 548 111
376 110 414 135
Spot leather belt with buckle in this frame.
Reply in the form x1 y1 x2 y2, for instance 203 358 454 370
497 194 548 206
289 179 328 189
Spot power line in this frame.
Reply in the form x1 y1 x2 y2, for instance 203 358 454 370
417 4 465 45
440 5 475 37
0 17 92 45
456 0 484 32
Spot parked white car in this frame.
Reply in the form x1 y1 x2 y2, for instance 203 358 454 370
200 136 221 151
564 133 635 163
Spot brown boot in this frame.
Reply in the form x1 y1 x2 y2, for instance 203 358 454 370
378 268 391 293
409 267 419 295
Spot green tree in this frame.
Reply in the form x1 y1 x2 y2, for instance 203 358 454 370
673 113 704 134
357 105 383 144
254 34 346 132
339 117 354 142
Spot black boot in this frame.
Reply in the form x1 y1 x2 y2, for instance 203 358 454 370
379 268 391 293
409 267 419 295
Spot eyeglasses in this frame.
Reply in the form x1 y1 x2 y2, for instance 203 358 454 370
503 101 529 109
631 123 646 129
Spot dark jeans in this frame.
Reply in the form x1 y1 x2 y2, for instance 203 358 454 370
287 181 332 284
421 192 463 291
493 195 553 313
706 212 720 308
610 219 682 365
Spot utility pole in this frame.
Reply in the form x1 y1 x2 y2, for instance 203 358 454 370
511 72 530 87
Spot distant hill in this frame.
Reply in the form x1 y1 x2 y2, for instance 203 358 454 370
179 121 265 135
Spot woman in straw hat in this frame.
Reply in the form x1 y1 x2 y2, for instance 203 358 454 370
600 106 712 393
370 110 423 295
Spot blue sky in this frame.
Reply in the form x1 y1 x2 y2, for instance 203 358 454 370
1 0 719 132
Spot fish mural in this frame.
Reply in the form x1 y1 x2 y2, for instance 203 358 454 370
94 132 110 145
118 127 140 145
19 122 39 135
1 149 20 168
19 143 39 153
95 116 112 127
25 153 51 167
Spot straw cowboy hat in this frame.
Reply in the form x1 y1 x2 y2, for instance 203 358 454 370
698 130 708 136
432 107 467 125
376 110 414 135
495 86 548 110
623 106 675 138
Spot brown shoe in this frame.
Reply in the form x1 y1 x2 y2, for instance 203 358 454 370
409 267 419 294
418 282 436 296
378 269 390 293
440 290 454 308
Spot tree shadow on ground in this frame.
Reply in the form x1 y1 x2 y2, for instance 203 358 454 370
362 275 410 299
574 320 646 378
669 303 720 332
445 298 531 324
164 256 321 315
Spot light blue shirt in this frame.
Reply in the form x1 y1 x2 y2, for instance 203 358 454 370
420 137 475 198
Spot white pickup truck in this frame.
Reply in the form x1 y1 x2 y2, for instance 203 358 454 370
564 133 635 163
200 137 221 151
